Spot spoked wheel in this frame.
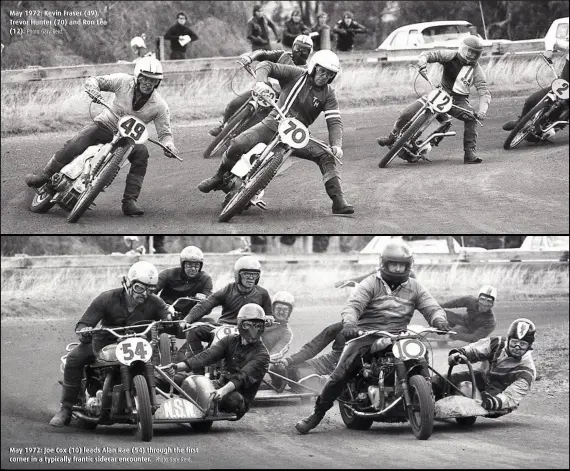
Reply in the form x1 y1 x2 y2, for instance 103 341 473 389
338 388 374 430
406 375 434 440
30 189 56 213
503 100 550 150
203 106 254 159
379 114 430 168
133 374 153 442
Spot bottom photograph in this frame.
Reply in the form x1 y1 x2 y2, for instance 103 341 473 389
1 235 568 470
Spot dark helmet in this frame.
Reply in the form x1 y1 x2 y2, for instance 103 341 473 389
380 239 414 284
507 318 536 346
458 35 484 64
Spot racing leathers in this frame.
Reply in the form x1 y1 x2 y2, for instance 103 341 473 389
433 336 536 411
199 61 354 214
441 295 496 342
26 73 175 213
58 288 170 416
183 282 272 372
309 273 448 419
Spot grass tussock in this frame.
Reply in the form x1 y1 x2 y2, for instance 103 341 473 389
2 55 566 137
532 322 569 393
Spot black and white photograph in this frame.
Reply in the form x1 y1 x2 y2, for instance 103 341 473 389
1 235 569 469
1 1 568 232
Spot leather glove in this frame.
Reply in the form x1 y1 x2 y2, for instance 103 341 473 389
481 391 503 411
252 81 273 96
163 362 178 378
474 111 486 121
86 89 103 104
265 315 276 327
342 324 360 341
331 146 343 160
276 358 290 368
448 352 467 366
544 49 554 61
433 318 451 332
164 143 179 158
417 63 428 75
76 326 93 343
195 293 207 301
239 54 253 65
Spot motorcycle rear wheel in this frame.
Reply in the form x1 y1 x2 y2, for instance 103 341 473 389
338 395 374 430
30 188 55 213
407 375 434 440
218 150 283 222
67 145 128 223
203 105 254 159
503 100 550 150
133 374 153 442
379 113 430 168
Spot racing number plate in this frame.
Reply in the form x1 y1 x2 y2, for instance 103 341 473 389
118 116 149 144
278 118 310 149
115 338 152 365
551 78 569 100
426 89 453 113
392 339 427 360
214 325 239 341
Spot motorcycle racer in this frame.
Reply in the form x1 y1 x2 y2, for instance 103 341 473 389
182 255 272 374
295 240 450 434
198 49 355 215
49 261 171 427
377 35 491 164
433 318 537 413
25 55 179 216
262 291 295 362
440 285 497 342
208 35 314 137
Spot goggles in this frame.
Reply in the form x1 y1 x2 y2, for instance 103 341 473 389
241 320 265 330
274 304 291 317
293 45 311 57
478 296 494 306
240 271 260 281
138 75 161 86
131 282 156 295
509 338 530 349
314 65 336 80
184 261 201 270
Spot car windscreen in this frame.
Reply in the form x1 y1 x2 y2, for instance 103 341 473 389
422 25 470 43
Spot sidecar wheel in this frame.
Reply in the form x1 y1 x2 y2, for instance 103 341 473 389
190 420 213 433
133 374 153 442
456 416 477 427
407 375 434 440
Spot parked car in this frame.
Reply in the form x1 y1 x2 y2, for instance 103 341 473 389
544 17 569 50
360 236 485 254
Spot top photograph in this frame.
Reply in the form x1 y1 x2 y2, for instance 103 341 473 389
1 0 568 234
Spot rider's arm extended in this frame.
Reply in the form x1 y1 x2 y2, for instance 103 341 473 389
288 321 343 365
226 340 271 391
323 88 343 148
184 286 226 323
341 275 376 327
75 292 108 331
85 73 131 94
472 65 491 115
153 103 175 148
183 337 227 370
440 296 471 309
250 49 286 63
417 50 457 68
255 60 304 88
413 281 448 327
496 373 535 409
267 324 293 361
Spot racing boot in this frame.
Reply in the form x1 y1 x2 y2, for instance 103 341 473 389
25 154 64 188
122 174 145 216
49 384 79 427
295 412 325 434
208 121 224 137
198 154 234 193
325 177 354 215
502 119 519 131
464 148 482 164
376 130 398 147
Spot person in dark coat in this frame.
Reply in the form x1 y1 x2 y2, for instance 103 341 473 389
246 4 280 52
163 11 199 60
282 8 310 48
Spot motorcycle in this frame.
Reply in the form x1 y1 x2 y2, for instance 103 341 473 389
378 67 483 168
203 61 279 159
217 87 338 222
503 54 569 150
337 325 451 440
29 89 182 223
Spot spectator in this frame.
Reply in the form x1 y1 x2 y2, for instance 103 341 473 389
146 235 167 254
310 12 331 51
130 34 147 59
247 4 280 52
163 11 199 60
333 11 367 52
282 8 310 48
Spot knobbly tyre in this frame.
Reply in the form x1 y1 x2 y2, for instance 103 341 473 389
58 321 167 441
203 61 278 159
337 325 452 440
433 354 511 426
29 89 182 223
503 54 569 150
217 87 340 222
378 67 483 168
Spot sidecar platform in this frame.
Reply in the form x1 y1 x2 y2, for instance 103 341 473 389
434 396 489 419
152 396 238 423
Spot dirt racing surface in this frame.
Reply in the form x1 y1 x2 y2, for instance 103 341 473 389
1 300 568 469
1 96 568 233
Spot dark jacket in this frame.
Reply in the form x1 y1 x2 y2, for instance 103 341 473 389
184 335 270 409
333 19 367 51
247 15 279 51
163 23 199 52
76 288 170 350
282 19 310 47
441 295 496 341
185 282 273 325
156 267 213 315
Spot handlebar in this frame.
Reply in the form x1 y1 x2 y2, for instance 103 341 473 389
237 59 256 79
539 53 560 79
77 320 167 339
85 89 183 161
347 327 456 344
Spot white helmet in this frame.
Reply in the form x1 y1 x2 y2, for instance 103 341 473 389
307 50 340 83
458 35 484 64
478 285 497 302
234 255 261 285
293 34 314 52
180 246 204 272
291 35 314 64
124 235 139 246
272 291 295 321
134 55 163 83
127 261 159 287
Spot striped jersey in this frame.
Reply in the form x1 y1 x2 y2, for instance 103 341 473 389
456 336 536 409
254 61 343 147
262 322 293 361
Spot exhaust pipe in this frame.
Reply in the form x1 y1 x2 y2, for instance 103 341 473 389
350 396 403 418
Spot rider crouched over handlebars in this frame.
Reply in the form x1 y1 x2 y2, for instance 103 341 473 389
198 50 354 215
433 318 537 414
164 304 270 419
50 261 171 427
25 56 179 216
377 36 491 164
295 240 450 434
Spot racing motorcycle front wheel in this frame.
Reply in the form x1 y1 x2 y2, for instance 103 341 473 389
378 113 430 168
203 105 254 159
406 375 434 440
133 374 153 442
503 100 550 150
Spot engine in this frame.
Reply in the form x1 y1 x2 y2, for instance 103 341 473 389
50 173 72 193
